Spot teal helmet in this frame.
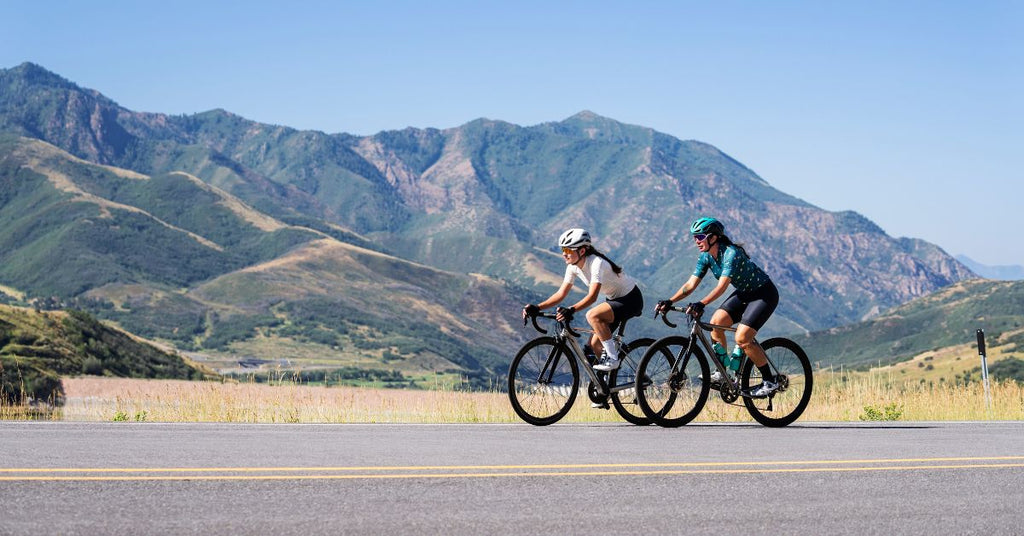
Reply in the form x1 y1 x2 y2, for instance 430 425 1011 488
690 217 724 236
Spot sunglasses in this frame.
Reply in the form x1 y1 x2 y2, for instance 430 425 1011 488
693 234 710 242
561 247 578 255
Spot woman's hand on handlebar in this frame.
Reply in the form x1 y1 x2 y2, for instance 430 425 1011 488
555 306 575 322
685 301 705 318
522 303 539 323
654 299 674 316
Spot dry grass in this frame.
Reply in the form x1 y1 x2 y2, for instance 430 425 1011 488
1 370 1019 423
49 377 519 424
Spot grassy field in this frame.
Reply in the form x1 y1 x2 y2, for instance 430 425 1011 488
3 334 1021 423
1 368 1019 424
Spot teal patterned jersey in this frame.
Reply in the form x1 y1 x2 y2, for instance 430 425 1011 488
693 244 771 292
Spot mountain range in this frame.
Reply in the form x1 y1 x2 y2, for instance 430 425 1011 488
955 255 1024 281
0 62 978 384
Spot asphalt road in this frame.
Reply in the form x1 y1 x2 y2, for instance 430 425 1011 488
1 421 1022 535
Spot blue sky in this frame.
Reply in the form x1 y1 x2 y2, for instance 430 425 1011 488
4 1 1022 266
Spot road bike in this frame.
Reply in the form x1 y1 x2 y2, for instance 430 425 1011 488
508 312 654 426
635 305 813 427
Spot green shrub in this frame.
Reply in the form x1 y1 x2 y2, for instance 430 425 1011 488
988 357 1024 383
859 402 903 421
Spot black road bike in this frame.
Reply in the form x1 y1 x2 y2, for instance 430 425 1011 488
635 305 813 427
509 312 654 426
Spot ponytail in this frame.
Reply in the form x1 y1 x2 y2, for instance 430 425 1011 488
716 235 748 257
584 246 623 275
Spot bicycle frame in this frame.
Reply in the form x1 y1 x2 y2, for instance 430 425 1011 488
530 313 633 397
662 309 778 401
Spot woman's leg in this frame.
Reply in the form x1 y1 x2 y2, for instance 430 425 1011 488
587 302 622 370
709 308 734 349
735 324 767 367
586 302 615 347
735 283 779 369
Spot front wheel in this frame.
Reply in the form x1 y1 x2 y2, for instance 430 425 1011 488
740 338 813 427
635 335 710 428
508 337 580 426
608 338 655 426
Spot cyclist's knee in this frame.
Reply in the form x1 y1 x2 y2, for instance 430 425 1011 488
586 308 610 325
735 326 757 347
710 309 733 325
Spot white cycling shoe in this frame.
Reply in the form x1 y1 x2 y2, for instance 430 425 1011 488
747 379 779 398
593 356 620 371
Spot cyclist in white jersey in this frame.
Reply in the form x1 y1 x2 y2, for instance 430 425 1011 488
522 228 644 371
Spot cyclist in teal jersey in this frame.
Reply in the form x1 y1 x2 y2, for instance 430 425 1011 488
654 217 781 397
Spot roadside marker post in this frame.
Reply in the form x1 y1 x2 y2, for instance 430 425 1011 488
976 329 992 419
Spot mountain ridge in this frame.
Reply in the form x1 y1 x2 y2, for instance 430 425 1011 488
0 62 979 383
955 255 1024 281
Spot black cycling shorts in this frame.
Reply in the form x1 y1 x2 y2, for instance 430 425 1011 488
719 281 779 332
607 285 644 332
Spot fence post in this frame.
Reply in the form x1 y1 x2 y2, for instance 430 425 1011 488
976 329 992 418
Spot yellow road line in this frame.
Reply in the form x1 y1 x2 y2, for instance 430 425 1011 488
1 456 1023 472
1 457 1022 481
2 464 1023 481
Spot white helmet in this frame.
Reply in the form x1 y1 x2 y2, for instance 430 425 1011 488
558 228 591 249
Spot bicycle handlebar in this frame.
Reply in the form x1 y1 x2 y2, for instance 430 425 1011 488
523 312 580 338
654 305 700 330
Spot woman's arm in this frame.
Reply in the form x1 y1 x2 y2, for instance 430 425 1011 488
698 276 731 306
537 280 573 310
668 275 702 303
568 282 602 312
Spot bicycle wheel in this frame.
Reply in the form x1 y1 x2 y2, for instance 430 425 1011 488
609 337 654 426
740 337 813 427
508 337 580 426
635 335 710 428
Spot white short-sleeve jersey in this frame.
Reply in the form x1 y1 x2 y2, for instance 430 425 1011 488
563 255 637 300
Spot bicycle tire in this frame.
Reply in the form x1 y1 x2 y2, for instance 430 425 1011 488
609 337 655 426
740 337 813 427
635 335 710 428
508 337 580 426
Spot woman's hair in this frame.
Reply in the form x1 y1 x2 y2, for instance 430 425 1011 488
582 246 623 275
715 234 748 257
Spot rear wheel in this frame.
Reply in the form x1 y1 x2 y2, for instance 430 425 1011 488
740 338 813 427
635 336 710 427
508 337 580 426
609 337 655 426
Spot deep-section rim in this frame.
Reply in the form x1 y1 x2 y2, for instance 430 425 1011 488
740 337 813 427
635 335 710 428
508 337 580 426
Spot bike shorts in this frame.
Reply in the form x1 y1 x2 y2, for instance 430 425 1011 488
719 281 779 332
607 284 644 332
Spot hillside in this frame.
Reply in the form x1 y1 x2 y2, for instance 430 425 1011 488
0 304 206 403
0 136 530 386
0 62 981 385
795 278 1024 371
